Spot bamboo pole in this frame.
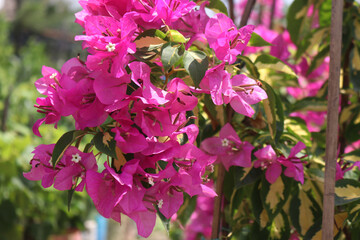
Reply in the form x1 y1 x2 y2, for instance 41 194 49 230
321 0 343 239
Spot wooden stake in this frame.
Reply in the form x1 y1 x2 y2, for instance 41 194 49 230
322 0 343 239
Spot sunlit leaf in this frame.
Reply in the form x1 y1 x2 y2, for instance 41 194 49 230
248 32 272 47
335 179 360 206
255 54 296 76
183 50 208 88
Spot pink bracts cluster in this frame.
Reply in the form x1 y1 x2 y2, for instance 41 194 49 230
22 0 312 237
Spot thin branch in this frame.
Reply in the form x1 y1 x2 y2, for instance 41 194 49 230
211 164 226 239
240 0 256 28
269 0 276 29
228 0 235 22
321 0 343 239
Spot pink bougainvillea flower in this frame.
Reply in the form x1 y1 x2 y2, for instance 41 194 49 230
112 124 148 153
254 145 282 184
254 142 307 184
184 181 214 240
278 142 307 184
23 145 98 191
170 144 217 197
201 123 254 170
53 147 98 191
129 0 196 29
200 64 267 117
86 160 139 218
128 61 168 105
205 13 254 64
199 62 231 105
224 74 268 117
165 77 198 114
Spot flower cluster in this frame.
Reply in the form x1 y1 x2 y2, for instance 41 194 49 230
22 0 301 237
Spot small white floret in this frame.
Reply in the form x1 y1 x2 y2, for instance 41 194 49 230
71 153 82 163
148 176 155 186
222 138 230 147
106 42 116 52
50 73 57 79
157 199 164 209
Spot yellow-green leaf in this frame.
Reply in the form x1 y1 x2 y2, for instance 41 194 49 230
265 177 285 214
298 190 314 236
255 54 296 76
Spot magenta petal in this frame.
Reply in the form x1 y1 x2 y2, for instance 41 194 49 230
23 164 46 181
41 172 57 188
200 184 217 197
265 163 282 184
159 189 184 219
219 123 240 142
33 118 46 137
54 165 82 191
128 203 157 238
254 145 277 162
119 187 147 214
200 137 225 155
288 141 306 158
230 95 255 117
86 170 124 218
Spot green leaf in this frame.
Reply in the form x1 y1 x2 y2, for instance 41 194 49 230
251 180 263 223
319 0 332 27
166 30 187 43
207 0 228 15
157 209 170 233
183 50 208 88
255 54 296 76
290 187 322 237
67 188 75 211
342 149 360 162
291 97 328 112
260 176 293 221
335 179 360 206
286 0 309 46
248 32 272 47
261 81 284 141
161 42 184 71
307 45 330 75
51 130 85 168
93 131 117 159
135 29 167 40
350 45 360 92
284 117 312 147
234 167 262 189
236 55 260 79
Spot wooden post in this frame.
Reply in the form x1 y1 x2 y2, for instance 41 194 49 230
321 0 343 239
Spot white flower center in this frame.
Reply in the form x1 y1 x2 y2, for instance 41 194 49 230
157 199 164 209
49 73 57 79
49 159 53 166
148 176 154 186
222 138 230 147
71 153 82 163
106 42 116 52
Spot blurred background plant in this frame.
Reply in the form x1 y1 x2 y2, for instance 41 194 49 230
0 1 94 239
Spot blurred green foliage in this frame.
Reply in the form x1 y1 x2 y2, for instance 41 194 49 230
0 2 94 239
